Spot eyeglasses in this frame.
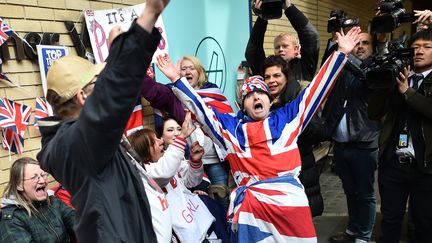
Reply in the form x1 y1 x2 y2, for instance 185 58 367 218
23 173 49 183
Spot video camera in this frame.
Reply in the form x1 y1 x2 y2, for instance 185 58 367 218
252 0 283 20
364 37 413 89
371 0 416 33
327 10 360 33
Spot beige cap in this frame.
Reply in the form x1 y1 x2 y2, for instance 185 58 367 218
47 56 106 104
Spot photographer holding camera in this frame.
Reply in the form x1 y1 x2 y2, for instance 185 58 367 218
368 29 432 243
321 25 381 242
245 0 319 82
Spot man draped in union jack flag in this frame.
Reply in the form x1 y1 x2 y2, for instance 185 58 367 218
157 27 361 242
0 98 32 154
0 17 12 46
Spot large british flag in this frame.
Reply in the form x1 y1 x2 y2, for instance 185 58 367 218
0 18 12 46
34 96 49 128
0 98 32 154
172 51 347 242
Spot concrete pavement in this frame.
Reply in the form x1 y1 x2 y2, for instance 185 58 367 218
313 157 410 243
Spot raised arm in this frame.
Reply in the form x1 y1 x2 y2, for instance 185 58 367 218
283 27 360 132
179 141 205 188
145 112 197 186
396 67 432 120
72 2 165 174
284 1 320 80
141 75 186 123
155 54 235 152
245 0 268 75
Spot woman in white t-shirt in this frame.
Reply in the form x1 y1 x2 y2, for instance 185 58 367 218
129 112 215 242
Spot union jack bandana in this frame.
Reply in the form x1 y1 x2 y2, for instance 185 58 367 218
240 75 271 102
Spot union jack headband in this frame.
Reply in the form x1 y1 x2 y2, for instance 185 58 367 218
240 75 271 103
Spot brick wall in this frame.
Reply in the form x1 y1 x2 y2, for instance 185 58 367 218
0 0 415 193
0 0 152 192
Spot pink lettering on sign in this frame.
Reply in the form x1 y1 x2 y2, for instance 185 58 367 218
181 198 200 223
92 20 107 62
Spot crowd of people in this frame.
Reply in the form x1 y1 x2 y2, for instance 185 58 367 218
0 0 431 242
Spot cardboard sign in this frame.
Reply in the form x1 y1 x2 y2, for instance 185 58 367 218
84 3 168 64
37 45 69 115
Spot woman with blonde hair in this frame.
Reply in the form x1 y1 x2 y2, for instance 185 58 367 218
0 157 75 242
141 54 233 209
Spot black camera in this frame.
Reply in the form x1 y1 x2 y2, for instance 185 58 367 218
365 38 413 89
327 10 360 33
371 0 416 33
252 0 283 20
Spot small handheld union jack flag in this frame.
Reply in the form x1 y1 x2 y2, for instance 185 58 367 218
2 129 24 154
0 98 32 154
34 96 49 128
0 17 12 46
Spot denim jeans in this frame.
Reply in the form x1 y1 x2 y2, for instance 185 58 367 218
204 161 230 209
333 145 378 242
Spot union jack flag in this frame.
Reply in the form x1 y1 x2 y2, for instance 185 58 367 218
2 128 24 154
124 98 143 136
197 82 233 114
34 96 49 128
0 98 32 154
0 18 12 46
146 65 155 79
172 51 348 242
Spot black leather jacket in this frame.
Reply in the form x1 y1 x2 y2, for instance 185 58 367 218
245 4 319 81
369 72 432 174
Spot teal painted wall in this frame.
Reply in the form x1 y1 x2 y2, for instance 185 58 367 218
155 0 251 110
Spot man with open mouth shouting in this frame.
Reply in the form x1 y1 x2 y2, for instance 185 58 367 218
157 26 361 242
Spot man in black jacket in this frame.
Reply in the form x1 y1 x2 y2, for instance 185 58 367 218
323 32 381 243
245 0 319 81
368 29 432 243
36 1 170 242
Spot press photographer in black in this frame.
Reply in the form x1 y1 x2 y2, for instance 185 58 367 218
368 28 432 243
321 17 382 241
245 0 319 82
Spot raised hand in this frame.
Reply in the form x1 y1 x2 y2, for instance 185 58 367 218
108 26 123 45
254 0 262 10
145 0 170 15
178 111 196 139
336 26 361 54
156 53 181 82
138 0 170 32
189 141 204 162
414 10 432 29
282 0 291 10
396 66 411 94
